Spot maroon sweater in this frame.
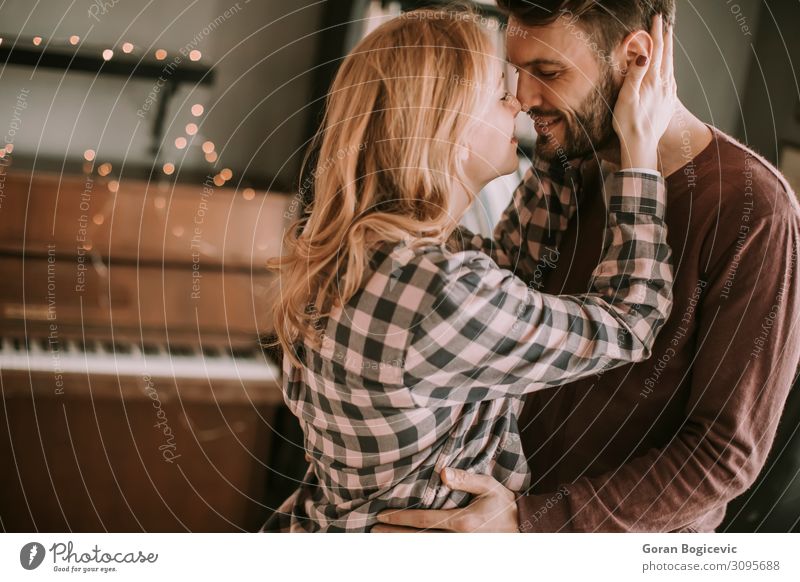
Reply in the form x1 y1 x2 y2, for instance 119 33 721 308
517 127 800 532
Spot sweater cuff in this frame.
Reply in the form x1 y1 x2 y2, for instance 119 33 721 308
516 487 574 532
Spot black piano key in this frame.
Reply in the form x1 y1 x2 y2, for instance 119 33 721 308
201 346 220 358
141 343 161 355
167 344 194 357
112 342 132 354
230 346 256 359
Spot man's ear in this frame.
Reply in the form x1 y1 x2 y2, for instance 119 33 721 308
619 29 653 73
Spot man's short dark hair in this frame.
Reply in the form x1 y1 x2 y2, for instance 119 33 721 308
497 0 676 51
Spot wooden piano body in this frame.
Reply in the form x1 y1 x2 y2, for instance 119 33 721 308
0 169 301 531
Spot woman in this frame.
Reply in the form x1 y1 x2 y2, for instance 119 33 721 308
264 8 675 532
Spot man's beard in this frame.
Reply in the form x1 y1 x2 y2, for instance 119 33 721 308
532 68 621 162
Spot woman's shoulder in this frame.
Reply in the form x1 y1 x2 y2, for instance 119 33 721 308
370 240 500 297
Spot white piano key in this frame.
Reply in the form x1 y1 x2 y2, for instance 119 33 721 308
0 338 279 382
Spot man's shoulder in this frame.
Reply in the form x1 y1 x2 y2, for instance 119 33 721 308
697 128 799 219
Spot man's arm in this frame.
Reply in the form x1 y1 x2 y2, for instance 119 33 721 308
515 212 800 532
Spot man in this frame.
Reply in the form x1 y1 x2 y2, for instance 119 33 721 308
374 0 800 532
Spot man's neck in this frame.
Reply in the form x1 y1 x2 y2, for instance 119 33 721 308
599 102 713 178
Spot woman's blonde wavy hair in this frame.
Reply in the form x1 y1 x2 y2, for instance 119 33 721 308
268 7 495 364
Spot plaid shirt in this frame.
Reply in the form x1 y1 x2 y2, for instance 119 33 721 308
263 159 672 532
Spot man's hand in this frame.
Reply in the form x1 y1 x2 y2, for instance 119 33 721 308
371 468 519 532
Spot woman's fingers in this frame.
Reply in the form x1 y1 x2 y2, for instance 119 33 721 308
623 52 649 98
662 24 674 86
645 14 664 86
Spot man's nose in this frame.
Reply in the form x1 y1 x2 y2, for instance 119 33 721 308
516 73 544 111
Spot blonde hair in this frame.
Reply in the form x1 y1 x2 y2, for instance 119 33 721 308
269 8 496 364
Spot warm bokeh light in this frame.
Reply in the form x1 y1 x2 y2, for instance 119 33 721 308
107 180 120 193
189 50 201 61
155 49 167 60
92 214 105 226
242 188 255 201
102 49 113 61
154 197 166 209
83 149 96 161
97 162 112 176
5 143 14 154
185 123 198 136
32 36 42 46
122 42 134 53
69 35 80 45
163 163 175 175
204 151 218 163
201 141 215 154
174 137 187 149
213 175 225 187
172 225 184 237
220 168 233 181
191 104 204 117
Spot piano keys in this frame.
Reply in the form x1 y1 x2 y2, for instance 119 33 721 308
0 168 294 532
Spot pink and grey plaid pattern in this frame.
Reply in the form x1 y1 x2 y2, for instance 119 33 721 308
263 161 672 532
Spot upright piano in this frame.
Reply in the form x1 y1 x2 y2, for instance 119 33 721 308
0 167 297 531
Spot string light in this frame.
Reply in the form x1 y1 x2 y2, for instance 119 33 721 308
92 214 105 225
84 149 96 161
220 168 232 181
154 197 166 209
122 42 134 53
174 137 187 149
191 104 204 117
189 50 201 61
155 49 167 60
201 141 215 154
69 35 80 45
102 49 113 60
242 188 255 201
33 36 42 46
185 123 198 136
213 175 225 187
97 162 112 176
108 180 119 193
163 163 175 175
204 151 218 163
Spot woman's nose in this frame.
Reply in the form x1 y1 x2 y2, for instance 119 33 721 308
506 93 522 115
